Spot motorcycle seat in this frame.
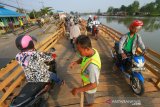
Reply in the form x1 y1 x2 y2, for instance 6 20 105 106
11 82 46 106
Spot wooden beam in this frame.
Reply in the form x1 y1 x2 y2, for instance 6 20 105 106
0 60 18 78
147 49 160 59
0 67 23 91
0 75 25 105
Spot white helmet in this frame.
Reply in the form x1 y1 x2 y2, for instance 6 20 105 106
89 15 92 18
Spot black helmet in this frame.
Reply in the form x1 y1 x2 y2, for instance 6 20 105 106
73 18 79 24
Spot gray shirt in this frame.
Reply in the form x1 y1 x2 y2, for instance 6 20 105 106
84 63 100 93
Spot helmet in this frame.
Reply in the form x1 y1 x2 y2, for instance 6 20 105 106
89 15 92 18
74 18 79 24
93 16 97 20
15 34 36 51
130 20 143 28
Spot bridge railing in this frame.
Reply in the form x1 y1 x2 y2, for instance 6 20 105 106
0 21 65 107
99 24 160 89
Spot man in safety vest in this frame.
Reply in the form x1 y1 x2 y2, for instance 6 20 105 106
70 35 101 106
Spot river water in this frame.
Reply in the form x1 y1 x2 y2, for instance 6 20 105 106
83 16 160 53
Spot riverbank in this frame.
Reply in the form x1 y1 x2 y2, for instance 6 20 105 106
98 15 160 17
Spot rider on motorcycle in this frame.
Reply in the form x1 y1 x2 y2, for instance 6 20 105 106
92 16 100 39
15 34 64 85
118 20 145 73
87 15 93 32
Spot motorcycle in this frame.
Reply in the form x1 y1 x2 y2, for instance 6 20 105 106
111 42 145 95
10 48 57 107
86 22 93 33
92 25 99 40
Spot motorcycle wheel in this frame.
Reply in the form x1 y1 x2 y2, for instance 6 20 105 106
130 76 144 95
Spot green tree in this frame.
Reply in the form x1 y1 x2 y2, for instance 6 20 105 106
49 11 54 15
120 5 127 11
143 3 156 15
131 1 139 12
155 0 160 14
113 8 119 14
107 6 114 15
40 7 53 16
29 10 37 19
156 0 160 4
127 1 140 15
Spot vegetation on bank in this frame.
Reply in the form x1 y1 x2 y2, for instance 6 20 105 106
107 0 160 16
17 7 54 19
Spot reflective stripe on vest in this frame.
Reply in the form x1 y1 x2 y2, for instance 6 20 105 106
80 48 101 86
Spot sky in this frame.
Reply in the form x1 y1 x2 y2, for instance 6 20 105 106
0 0 156 13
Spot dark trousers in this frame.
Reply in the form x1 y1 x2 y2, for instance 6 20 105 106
70 39 75 49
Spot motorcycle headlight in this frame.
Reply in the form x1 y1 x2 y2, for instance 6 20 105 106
133 59 144 68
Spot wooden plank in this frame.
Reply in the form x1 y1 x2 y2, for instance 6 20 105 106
0 60 18 78
0 102 7 107
99 28 119 41
35 34 54 49
47 97 80 107
0 67 23 91
0 75 25 105
102 24 122 35
80 92 84 107
143 91 160 97
44 30 64 52
44 38 58 52
35 28 61 50
61 104 80 107
93 97 160 107
145 63 160 78
145 55 160 70
156 79 160 86
39 32 59 51
147 48 160 59
145 86 159 92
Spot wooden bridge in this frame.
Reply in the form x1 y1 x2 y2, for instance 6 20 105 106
0 20 160 107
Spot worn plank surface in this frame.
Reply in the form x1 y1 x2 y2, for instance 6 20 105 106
46 30 160 107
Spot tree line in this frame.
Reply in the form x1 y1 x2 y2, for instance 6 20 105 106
17 7 54 19
107 0 160 16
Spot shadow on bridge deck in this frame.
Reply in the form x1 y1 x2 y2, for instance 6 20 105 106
47 32 160 107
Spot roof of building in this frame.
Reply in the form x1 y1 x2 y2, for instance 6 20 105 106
57 10 64 13
0 7 25 17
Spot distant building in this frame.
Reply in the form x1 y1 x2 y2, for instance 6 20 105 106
0 5 25 30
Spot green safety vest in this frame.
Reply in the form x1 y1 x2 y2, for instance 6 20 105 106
80 48 101 86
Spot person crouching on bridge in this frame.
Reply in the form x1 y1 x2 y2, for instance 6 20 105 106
119 20 145 74
70 35 101 106
15 34 64 84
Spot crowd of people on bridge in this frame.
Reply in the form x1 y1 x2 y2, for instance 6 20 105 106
65 15 81 51
14 14 146 106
